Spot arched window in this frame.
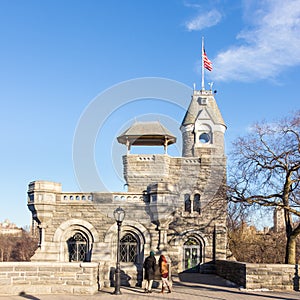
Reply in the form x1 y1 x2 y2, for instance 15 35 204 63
193 194 201 214
197 123 212 145
184 194 191 213
67 232 87 262
120 233 138 262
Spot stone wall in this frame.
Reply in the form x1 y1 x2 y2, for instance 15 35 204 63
123 154 171 192
215 260 246 287
245 263 299 290
216 260 299 291
0 262 99 295
27 167 227 280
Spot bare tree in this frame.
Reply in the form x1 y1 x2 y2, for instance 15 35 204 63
226 202 284 263
11 231 39 261
228 111 300 264
0 231 38 261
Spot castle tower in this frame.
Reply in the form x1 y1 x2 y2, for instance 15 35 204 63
117 121 176 192
273 207 285 232
181 89 226 158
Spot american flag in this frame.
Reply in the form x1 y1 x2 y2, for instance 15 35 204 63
203 50 213 71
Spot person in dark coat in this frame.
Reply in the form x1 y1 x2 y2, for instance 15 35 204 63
143 251 156 293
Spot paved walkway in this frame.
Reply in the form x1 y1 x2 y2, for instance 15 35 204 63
0 273 299 300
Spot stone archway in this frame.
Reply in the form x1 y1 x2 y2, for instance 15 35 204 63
183 236 202 271
104 221 151 287
53 219 99 262
104 221 151 261
170 230 207 273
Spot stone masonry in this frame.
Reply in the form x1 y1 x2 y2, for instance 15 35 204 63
26 89 228 290
0 262 99 295
216 260 299 291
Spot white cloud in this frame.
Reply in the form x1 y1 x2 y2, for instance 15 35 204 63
185 9 222 31
213 0 300 82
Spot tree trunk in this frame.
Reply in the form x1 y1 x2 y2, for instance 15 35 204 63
285 235 296 264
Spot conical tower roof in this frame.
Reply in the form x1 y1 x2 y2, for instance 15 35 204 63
181 90 226 128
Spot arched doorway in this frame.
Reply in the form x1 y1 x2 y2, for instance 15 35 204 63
183 237 202 271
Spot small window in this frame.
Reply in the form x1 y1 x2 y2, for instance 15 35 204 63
184 194 191 213
193 194 201 214
199 133 210 143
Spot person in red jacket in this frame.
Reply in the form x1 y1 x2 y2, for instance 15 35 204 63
159 255 172 293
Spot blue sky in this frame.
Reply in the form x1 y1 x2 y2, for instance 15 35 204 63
0 0 299 227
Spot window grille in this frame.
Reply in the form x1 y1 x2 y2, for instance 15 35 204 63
120 233 138 262
67 233 87 262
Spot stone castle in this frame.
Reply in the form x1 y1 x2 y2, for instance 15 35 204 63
27 88 227 287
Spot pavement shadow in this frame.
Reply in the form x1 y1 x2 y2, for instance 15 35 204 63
177 273 234 287
173 286 300 300
19 292 40 300
121 286 149 294
174 275 300 300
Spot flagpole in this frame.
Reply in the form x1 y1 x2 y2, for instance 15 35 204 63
201 36 205 91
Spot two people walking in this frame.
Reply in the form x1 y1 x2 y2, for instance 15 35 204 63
143 251 172 294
